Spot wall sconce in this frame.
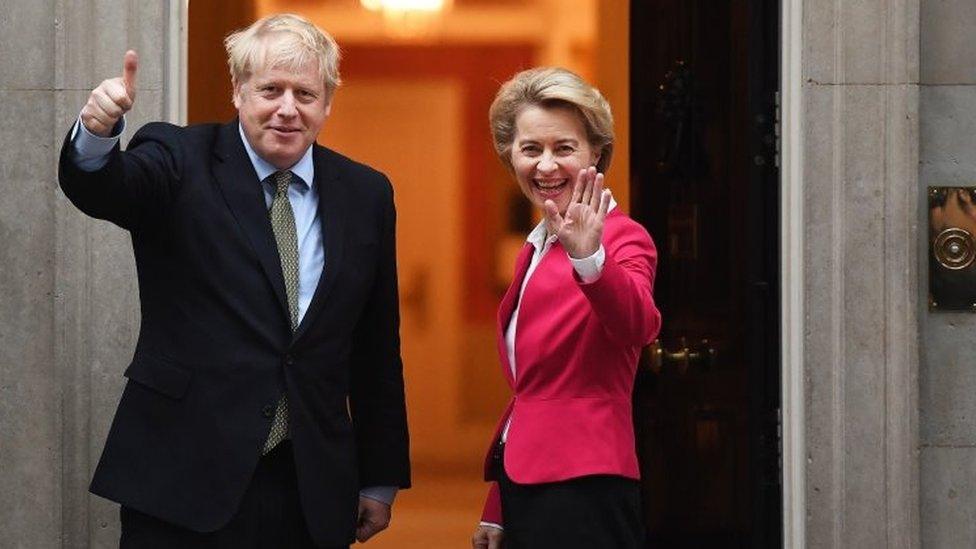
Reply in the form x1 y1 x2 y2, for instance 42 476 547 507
360 0 452 38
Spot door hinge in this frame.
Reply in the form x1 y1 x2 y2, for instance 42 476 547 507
776 406 783 484
773 91 781 169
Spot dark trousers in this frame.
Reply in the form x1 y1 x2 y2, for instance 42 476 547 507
493 443 645 549
120 441 346 549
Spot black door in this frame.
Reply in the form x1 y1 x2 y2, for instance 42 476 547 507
630 1 782 547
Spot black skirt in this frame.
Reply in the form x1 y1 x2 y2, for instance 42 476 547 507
493 443 645 549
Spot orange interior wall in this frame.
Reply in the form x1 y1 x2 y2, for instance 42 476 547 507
596 0 630 212
187 1 256 124
340 45 535 323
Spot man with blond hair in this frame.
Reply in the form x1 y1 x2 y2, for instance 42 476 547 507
58 13 410 548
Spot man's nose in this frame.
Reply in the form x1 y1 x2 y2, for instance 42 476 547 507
277 91 298 117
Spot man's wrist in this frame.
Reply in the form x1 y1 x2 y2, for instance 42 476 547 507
74 115 126 141
359 486 398 506
71 115 126 172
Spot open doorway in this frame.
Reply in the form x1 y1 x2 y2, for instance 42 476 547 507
188 1 606 546
187 0 786 546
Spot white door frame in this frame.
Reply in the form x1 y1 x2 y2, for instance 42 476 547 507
780 0 805 546
163 0 189 126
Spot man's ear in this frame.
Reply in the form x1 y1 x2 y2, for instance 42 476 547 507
231 79 242 109
324 101 332 116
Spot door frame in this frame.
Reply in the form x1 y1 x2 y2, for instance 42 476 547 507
164 0 189 126
780 0 805 547
164 0 808 543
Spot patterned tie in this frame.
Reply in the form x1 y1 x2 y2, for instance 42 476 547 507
263 170 300 454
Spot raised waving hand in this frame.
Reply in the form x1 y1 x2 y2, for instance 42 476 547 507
543 166 612 259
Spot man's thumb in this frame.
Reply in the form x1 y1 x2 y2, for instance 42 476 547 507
122 50 138 97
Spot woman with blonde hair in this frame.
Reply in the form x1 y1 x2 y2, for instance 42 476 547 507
472 67 662 548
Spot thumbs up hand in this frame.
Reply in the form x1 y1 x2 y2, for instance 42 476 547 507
81 50 138 137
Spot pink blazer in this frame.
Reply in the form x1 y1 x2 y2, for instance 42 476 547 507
480 210 662 525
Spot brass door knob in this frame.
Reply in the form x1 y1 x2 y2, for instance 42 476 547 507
644 340 664 373
642 338 718 373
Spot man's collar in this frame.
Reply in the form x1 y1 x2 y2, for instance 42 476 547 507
238 123 314 189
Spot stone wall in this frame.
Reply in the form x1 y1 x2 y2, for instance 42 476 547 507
919 1 976 547
0 0 946 547
0 1 169 546
802 0 921 547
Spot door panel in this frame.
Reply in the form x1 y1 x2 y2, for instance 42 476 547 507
630 1 782 546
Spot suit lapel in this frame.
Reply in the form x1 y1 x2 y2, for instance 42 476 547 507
292 146 345 343
212 121 291 323
496 243 535 384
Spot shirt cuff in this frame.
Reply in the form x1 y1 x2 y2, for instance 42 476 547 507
71 115 126 171
479 521 504 531
569 244 605 283
359 486 398 506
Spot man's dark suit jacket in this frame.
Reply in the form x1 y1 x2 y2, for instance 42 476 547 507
58 120 411 547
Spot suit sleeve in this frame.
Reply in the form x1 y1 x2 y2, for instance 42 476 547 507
349 177 411 489
576 221 662 347
58 122 183 231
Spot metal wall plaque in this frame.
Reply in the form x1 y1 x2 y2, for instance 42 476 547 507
929 187 976 311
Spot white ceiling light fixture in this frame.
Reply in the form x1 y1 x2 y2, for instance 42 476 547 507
361 0 452 38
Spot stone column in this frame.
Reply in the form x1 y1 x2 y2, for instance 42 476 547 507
1 1 61 546
802 0 921 547
918 1 976 547
0 1 171 546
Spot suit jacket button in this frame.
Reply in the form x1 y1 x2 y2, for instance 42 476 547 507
262 405 275 418
284 355 295 367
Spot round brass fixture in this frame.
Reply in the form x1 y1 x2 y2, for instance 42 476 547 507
934 227 976 270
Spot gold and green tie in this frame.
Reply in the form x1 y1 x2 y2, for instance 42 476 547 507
263 170 300 454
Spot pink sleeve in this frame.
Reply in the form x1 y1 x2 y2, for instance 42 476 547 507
480 482 503 525
576 223 662 347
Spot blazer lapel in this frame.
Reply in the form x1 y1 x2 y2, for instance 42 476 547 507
292 146 345 343
496 243 535 384
212 121 290 323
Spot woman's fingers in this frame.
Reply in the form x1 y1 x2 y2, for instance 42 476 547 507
598 188 612 218
472 526 503 549
580 167 595 206
570 168 585 206
487 528 504 549
544 199 563 233
590 172 605 209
